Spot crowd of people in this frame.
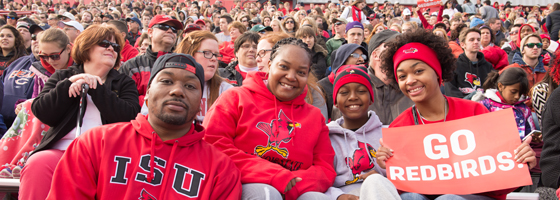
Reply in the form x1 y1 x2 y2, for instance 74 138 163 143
0 0 558 199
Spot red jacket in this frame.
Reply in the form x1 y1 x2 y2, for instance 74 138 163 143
219 40 235 64
203 72 336 200
47 114 242 200
482 45 509 70
121 40 139 63
417 5 444 30
390 96 516 200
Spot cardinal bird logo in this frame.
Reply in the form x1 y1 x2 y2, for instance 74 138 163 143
138 189 156 200
464 72 481 88
344 141 377 185
255 110 301 158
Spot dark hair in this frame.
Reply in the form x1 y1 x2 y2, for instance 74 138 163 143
450 23 467 41
0 25 27 68
233 31 260 54
479 25 495 44
381 29 456 82
220 14 233 23
553 3 560 11
483 68 529 95
483 0 491 5
534 50 560 97
107 20 128 34
270 37 312 68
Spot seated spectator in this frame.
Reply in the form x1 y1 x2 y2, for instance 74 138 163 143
137 33 150 55
479 25 509 70
106 20 139 63
445 28 494 98
204 38 336 199
540 34 552 65
219 21 246 64
540 56 560 194
531 50 560 125
448 23 467 58
175 30 233 122
218 32 260 86
377 29 537 200
0 25 27 75
47 53 241 199
296 26 328 80
508 24 536 64
21 24 141 200
503 33 547 89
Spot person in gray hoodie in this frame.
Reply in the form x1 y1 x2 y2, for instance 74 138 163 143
325 66 400 200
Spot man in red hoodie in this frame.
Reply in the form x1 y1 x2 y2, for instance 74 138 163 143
47 53 242 200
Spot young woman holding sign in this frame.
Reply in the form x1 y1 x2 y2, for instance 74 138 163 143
376 29 537 200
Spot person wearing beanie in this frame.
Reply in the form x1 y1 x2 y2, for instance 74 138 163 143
503 33 547 89
329 21 368 70
326 65 401 200
469 17 485 28
444 28 494 99
333 30 413 125
540 34 553 65
47 53 242 199
318 43 368 120
375 29 536 200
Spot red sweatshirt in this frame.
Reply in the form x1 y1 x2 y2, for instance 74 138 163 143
203 71 336 200
390 96 516 200
47 114 241 200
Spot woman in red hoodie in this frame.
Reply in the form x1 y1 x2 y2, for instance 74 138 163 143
203 38 336 200
375 30 537 200
480 25 509 70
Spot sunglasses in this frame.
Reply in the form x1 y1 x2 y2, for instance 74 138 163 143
335 22 343 25
286 21 294 24
7 16 16 20
153 24 178 33
257 49 272 58
99 40 121 52
524 43 542 48
31 34 37 41
349 53 367 60
510 31 518 35
39 48 66 61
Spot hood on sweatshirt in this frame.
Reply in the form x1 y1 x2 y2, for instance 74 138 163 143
329 44 368 84
483 88 527 104
131 114 205 200
327 110 385 187
516 24 536 48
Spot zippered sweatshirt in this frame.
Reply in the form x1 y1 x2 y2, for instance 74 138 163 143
203 71 336 200
47 114 242 200
325 110 385 199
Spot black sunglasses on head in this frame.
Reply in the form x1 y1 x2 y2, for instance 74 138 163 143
99 40 121 52
153 24 178 33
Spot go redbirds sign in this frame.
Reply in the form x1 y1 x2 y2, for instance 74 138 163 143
418 0 441 12
383 109 532 194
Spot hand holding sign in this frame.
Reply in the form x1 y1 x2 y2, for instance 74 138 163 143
383 109 533 195
376 138 393 169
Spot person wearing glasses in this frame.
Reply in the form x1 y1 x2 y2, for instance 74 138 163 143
176 31 233 122
6 12 18 27
20 24 140 200
219 21 246 65
120 15 183 106
219 32 260 87
503 34 547 89
281 16 298 37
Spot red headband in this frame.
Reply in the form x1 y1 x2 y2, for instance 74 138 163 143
393 42 442 85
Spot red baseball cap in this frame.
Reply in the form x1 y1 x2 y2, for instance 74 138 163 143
149 15 184 30
194 19 206 26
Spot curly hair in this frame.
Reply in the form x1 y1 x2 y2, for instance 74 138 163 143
270 37 312 67
380 29 456 83
0 25 28 68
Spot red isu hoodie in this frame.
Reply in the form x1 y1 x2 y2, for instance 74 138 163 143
203 71 336 200
47 114 241 200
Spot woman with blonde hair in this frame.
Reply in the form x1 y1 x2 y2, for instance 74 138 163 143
270 19 282 32
295 10 308 24
176 31 233 122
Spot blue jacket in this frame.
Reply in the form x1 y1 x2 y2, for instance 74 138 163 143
0 54 37 127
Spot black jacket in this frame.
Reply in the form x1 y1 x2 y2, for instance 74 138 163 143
31 65 140 153
311 45 328 80
444 52 495 98
317 77 333 120
546 10 560 41
494 30 505 46
541 87 560 188
218 61 244 86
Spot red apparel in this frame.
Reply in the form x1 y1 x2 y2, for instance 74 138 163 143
219 40 235 64
502 63 548 89
448 40 463 58
417 5 444 30
235 65 248 79
203 72 336 200
390 96 517 200
278 7 287 15
47 114 242 200
482 44 509 70
121 40 139 63
351 6 363 22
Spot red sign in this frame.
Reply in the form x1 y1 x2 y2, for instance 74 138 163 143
418 0 441 12
383 109 532 194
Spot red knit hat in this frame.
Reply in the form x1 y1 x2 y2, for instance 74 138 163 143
333 65 373 105
393 42 442 85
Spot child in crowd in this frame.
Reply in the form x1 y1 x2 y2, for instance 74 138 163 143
326 65 400 200
480 68 535 139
